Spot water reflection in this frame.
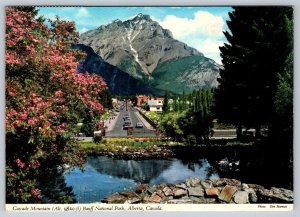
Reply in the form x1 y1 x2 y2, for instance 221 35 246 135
64 156 219 203
38 166 76 203
149 159 219 185
87 156 173 183
64 163 137 203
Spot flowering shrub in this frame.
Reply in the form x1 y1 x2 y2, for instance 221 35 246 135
134 138 140 142
6 7 107 203
143 138 149 142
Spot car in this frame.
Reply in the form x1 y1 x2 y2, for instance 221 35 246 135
123 121 132 129
77 132 86 137
135 123 143 128
123 115 130 121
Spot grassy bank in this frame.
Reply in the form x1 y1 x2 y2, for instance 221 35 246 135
79 137 163 152
79 137 255 155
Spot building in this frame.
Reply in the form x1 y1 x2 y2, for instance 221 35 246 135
112 98 118 105
147 99 163 112
137 95 150 107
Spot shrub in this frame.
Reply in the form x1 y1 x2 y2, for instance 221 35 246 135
5 7 107 203
93 135 102 144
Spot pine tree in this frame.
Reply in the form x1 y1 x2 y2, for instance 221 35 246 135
162 90 169 112
272 13 293 147
173 98 178 112
215 7 293 138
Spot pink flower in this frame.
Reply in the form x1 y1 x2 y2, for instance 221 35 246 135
15 158 25 168
28 119 35 125
54 90 63 96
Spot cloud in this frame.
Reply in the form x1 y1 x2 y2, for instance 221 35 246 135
194 38 224 64
78 27 89 34
76 8 90 18
154 11 226 64
157 11 224 38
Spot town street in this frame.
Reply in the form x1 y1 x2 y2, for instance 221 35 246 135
105 107 156 137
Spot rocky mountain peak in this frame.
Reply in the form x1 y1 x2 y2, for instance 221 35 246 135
131 13 151 21
78 14 220 94
80 14 202 77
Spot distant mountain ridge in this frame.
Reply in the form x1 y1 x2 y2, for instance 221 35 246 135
73 44 162 96
79 13 221 94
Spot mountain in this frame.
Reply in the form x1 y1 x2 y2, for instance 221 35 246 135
79 13 221 93
73 44 162 95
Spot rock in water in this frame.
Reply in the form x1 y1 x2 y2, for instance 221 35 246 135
101 193 126 203
135 184 149 194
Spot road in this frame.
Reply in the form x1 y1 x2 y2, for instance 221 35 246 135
105 106 156 137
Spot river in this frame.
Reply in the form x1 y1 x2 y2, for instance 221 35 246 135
64 153 292 203
64 156 219 203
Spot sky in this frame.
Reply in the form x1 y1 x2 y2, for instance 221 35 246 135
38 7 234 64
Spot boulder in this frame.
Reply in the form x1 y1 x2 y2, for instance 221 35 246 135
218 185 237 203
257 187 293 203
120 191 139 198
156 190 165 198
135 184 149 194
125 197 142 204
201 180 213 189
176 183 187 190
247 183 265 190
157 183 167 190
147 186 157 195
163 187 173 197
249 191 258 203
187 187 204 197
233 191 249 204
101 193 126 203
186 178 201 187
168 199 194 204
148 193 162 203
242 183 249 190
190 196 216 204
101 178 293 204
205 188 219 197
244 188 258 203
174 189 187 197
214 178 241 187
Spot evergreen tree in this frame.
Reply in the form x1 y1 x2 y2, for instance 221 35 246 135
162 90 169 112
272 13 293 153
193 91 199 112
173 98 178 112
215 7 293 138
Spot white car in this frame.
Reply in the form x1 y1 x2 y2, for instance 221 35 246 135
135 123 143 128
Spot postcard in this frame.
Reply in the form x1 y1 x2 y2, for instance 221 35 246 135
5 5 293 212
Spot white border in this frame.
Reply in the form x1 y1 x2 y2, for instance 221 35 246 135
4 204 294 212
0 1 299 217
